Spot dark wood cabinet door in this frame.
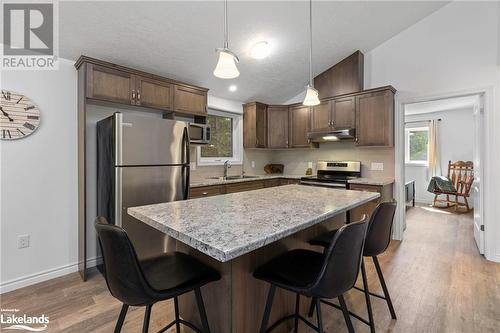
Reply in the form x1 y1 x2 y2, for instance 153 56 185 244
289 105 311 148
173 85 207 115
225 181 265 193
243 102 267 148
355 90 394 147
86 64 134 105
267 106 289 148
332 96 355 128
135 76 174 111
311 100 332 131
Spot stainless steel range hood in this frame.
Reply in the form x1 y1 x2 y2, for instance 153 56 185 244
307 128 356 142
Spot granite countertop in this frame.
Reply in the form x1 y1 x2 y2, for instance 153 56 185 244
190 174 305 188
348 177 395 186
128 185 379 262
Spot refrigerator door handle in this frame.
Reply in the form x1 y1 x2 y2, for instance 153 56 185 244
182 126 190 200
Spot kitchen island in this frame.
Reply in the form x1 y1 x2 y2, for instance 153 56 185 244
128 185 379 333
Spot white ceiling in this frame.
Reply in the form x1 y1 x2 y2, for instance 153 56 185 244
59 1 448 104
405 96 478 115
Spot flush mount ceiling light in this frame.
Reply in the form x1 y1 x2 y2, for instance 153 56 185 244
302 0 320 106
229 85 237 92
213 0 240 79
249 41 271 59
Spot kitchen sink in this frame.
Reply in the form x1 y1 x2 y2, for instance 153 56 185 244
207 175 260 180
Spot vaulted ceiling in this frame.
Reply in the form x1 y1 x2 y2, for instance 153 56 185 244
59 1 448 104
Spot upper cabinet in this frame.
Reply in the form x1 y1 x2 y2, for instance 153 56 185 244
173 85 207 115
243 102 268 148
135 76 174 110
289 104 312 148
267 106 289 148
355 88 395 147
311 96 356 130
76 56 208 116
314 51 364 99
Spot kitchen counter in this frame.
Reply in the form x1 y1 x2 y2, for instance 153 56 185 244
128 185 378 333
348 177 395 186
128 185 378 262
190 174 304 188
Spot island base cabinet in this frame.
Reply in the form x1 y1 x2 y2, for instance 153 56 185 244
176 214 346 333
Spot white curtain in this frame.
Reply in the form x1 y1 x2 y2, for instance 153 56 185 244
428 119 441 179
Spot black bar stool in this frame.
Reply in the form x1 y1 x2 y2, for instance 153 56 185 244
308 201 397 333
253 216 369 333
95 217 221 333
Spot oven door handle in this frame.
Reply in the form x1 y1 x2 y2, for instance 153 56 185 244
300 180 346 188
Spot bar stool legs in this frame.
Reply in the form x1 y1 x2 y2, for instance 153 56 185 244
114 304 129 333
174 297 181 333
142 305 152 333
372 256 397 320
260 285 276 333
294 294 300 332
361 258 376 333
315 298 324 333
338 295 354 333
195 288 212 333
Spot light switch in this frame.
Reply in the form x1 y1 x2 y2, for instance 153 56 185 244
251 161 255 168
371 162 384 171
190 162 196 171
308 162 313 169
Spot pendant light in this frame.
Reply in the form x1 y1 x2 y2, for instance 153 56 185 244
303 0 320 106
213 0 240 79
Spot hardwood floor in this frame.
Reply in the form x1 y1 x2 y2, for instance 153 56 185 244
1 205 499 332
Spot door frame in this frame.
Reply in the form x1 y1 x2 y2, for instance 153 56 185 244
393 86 497 262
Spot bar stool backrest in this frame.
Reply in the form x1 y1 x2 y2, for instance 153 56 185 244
364 201 397 257
308 216 369 299
95 217 156 306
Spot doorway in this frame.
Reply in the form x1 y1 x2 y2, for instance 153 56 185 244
395 92 485 255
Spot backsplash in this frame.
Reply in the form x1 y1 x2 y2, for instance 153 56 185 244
244 142 395 178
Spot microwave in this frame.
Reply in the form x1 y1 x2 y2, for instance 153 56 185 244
188 123 211 144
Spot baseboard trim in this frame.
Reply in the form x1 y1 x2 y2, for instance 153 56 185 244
0 257 102 294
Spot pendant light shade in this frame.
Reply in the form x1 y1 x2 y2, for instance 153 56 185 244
213 0 239 79
214 49 240 79
303 0 319 106
303 85 320 106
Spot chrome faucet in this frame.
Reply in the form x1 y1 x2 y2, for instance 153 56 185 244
223 160 231 179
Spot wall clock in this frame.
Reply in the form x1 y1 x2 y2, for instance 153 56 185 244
0 90 41 140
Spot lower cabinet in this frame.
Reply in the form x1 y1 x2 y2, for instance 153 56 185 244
189 178 300 199
348 183 394 222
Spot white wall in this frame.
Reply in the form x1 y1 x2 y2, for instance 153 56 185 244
405 107 474 204
1 59 78 292
364 1 500 261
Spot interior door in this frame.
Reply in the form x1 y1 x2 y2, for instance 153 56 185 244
472 97 484 254
118 165 188 259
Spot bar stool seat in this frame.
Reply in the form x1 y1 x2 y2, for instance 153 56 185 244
254 249 324 292
140 252 220 296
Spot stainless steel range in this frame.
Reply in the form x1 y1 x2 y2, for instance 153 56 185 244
300 161 361 188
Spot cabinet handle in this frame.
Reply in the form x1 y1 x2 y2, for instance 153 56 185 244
132 91 136 100
137 92 141 101
202 192 208 196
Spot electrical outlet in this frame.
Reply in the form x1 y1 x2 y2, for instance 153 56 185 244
18 235 30 249
251 161 255 168
308 161 313 169
371 162 384 171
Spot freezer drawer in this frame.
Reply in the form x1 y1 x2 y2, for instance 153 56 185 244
117 165 188 258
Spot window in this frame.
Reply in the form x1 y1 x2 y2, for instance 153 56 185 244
197 109 242 165
405 126 429 165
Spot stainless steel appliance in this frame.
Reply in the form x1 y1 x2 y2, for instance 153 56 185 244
300 161 361 188
307 128 356 142
97 113 190 259
188 123 211 144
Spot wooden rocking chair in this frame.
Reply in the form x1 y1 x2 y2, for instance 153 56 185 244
432 161 474 212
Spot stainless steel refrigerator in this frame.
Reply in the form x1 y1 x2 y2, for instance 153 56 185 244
97 112 190 259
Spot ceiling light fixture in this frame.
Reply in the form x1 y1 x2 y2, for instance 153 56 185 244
229 85 237 92
249 41 271 59
302 0 320 106
213 0 240 79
